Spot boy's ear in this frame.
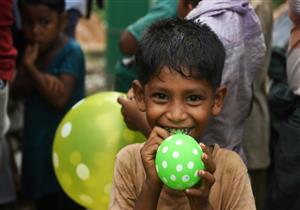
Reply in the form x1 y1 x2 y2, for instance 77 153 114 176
60 12 68 32
132 80 146 112
211 85 227 116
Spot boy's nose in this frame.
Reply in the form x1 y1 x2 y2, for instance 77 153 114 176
166 102 187 124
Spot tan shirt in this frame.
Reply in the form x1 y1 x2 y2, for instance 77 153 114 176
109 144 256 210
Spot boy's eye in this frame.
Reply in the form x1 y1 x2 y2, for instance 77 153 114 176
39 18 50 26
186 95 203 105
152 92 168 102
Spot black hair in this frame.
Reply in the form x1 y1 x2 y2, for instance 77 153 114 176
18 0 65 14
135 17 225 91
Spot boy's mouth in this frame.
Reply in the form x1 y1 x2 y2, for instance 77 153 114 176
164 127 192 135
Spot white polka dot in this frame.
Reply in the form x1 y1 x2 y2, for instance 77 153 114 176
176 139 183 145
76 163 90 180
176 164 183 172
193 148 199 155
194 170 199 177
165 136 172 141
162 177 168 183
79 194 93 204
162 146 169 153
162 161 168 168
172 151 180 159
53 152 59 168
182 175 190 182
61 122 72 138
72 99 84 109
187 161 194 169
156 165 159 172
170 175 176 181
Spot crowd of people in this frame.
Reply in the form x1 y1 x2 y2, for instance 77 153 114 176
0 0 299 210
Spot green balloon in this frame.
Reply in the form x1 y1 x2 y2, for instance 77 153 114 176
52 91 145 210
155 133 205 190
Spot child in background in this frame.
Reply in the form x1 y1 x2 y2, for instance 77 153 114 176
114 0 178 92
109 18 255 210
11 0 85 209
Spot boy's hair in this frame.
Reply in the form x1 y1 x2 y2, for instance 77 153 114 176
135 17 225 91
19 0 65 14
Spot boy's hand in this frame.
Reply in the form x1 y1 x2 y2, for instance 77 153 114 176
141 126 169 186
23 43 39 70
185 143 216 210
117 88 151 136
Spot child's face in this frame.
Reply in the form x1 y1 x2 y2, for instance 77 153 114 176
21 4 64 54
134 67 226 140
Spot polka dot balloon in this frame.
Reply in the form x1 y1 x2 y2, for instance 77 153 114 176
155 133 205 190
52 92 145 210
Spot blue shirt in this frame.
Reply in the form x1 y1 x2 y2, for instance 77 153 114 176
21 38 85 199
127 0 178 41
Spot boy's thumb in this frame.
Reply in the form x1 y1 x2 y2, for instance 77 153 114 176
117 95 126 105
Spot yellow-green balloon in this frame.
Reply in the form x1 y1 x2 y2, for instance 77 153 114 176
52 91 145 210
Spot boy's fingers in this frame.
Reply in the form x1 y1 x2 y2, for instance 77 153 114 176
185 188 205 197
127 88 134 99
149 126 170 140
117 95 127 105
198 170 215 189
200 143 216 173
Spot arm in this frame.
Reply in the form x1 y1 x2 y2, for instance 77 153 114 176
288 0 300 49
133 127 170 210
0 0 17 82
119 0 178 55
22 43 77 110
0 0 17 136
117 88 151 137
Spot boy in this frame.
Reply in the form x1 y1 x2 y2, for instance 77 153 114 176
109 18 255 210
118 0 265 162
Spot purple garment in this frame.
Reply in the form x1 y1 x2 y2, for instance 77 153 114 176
186 0 265 160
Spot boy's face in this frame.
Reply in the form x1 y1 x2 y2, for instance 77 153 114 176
134 67 226 140
21 4 65 54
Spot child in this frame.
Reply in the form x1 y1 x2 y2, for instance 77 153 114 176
118 0 265 162
11 0 85 209
109 18 255 210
